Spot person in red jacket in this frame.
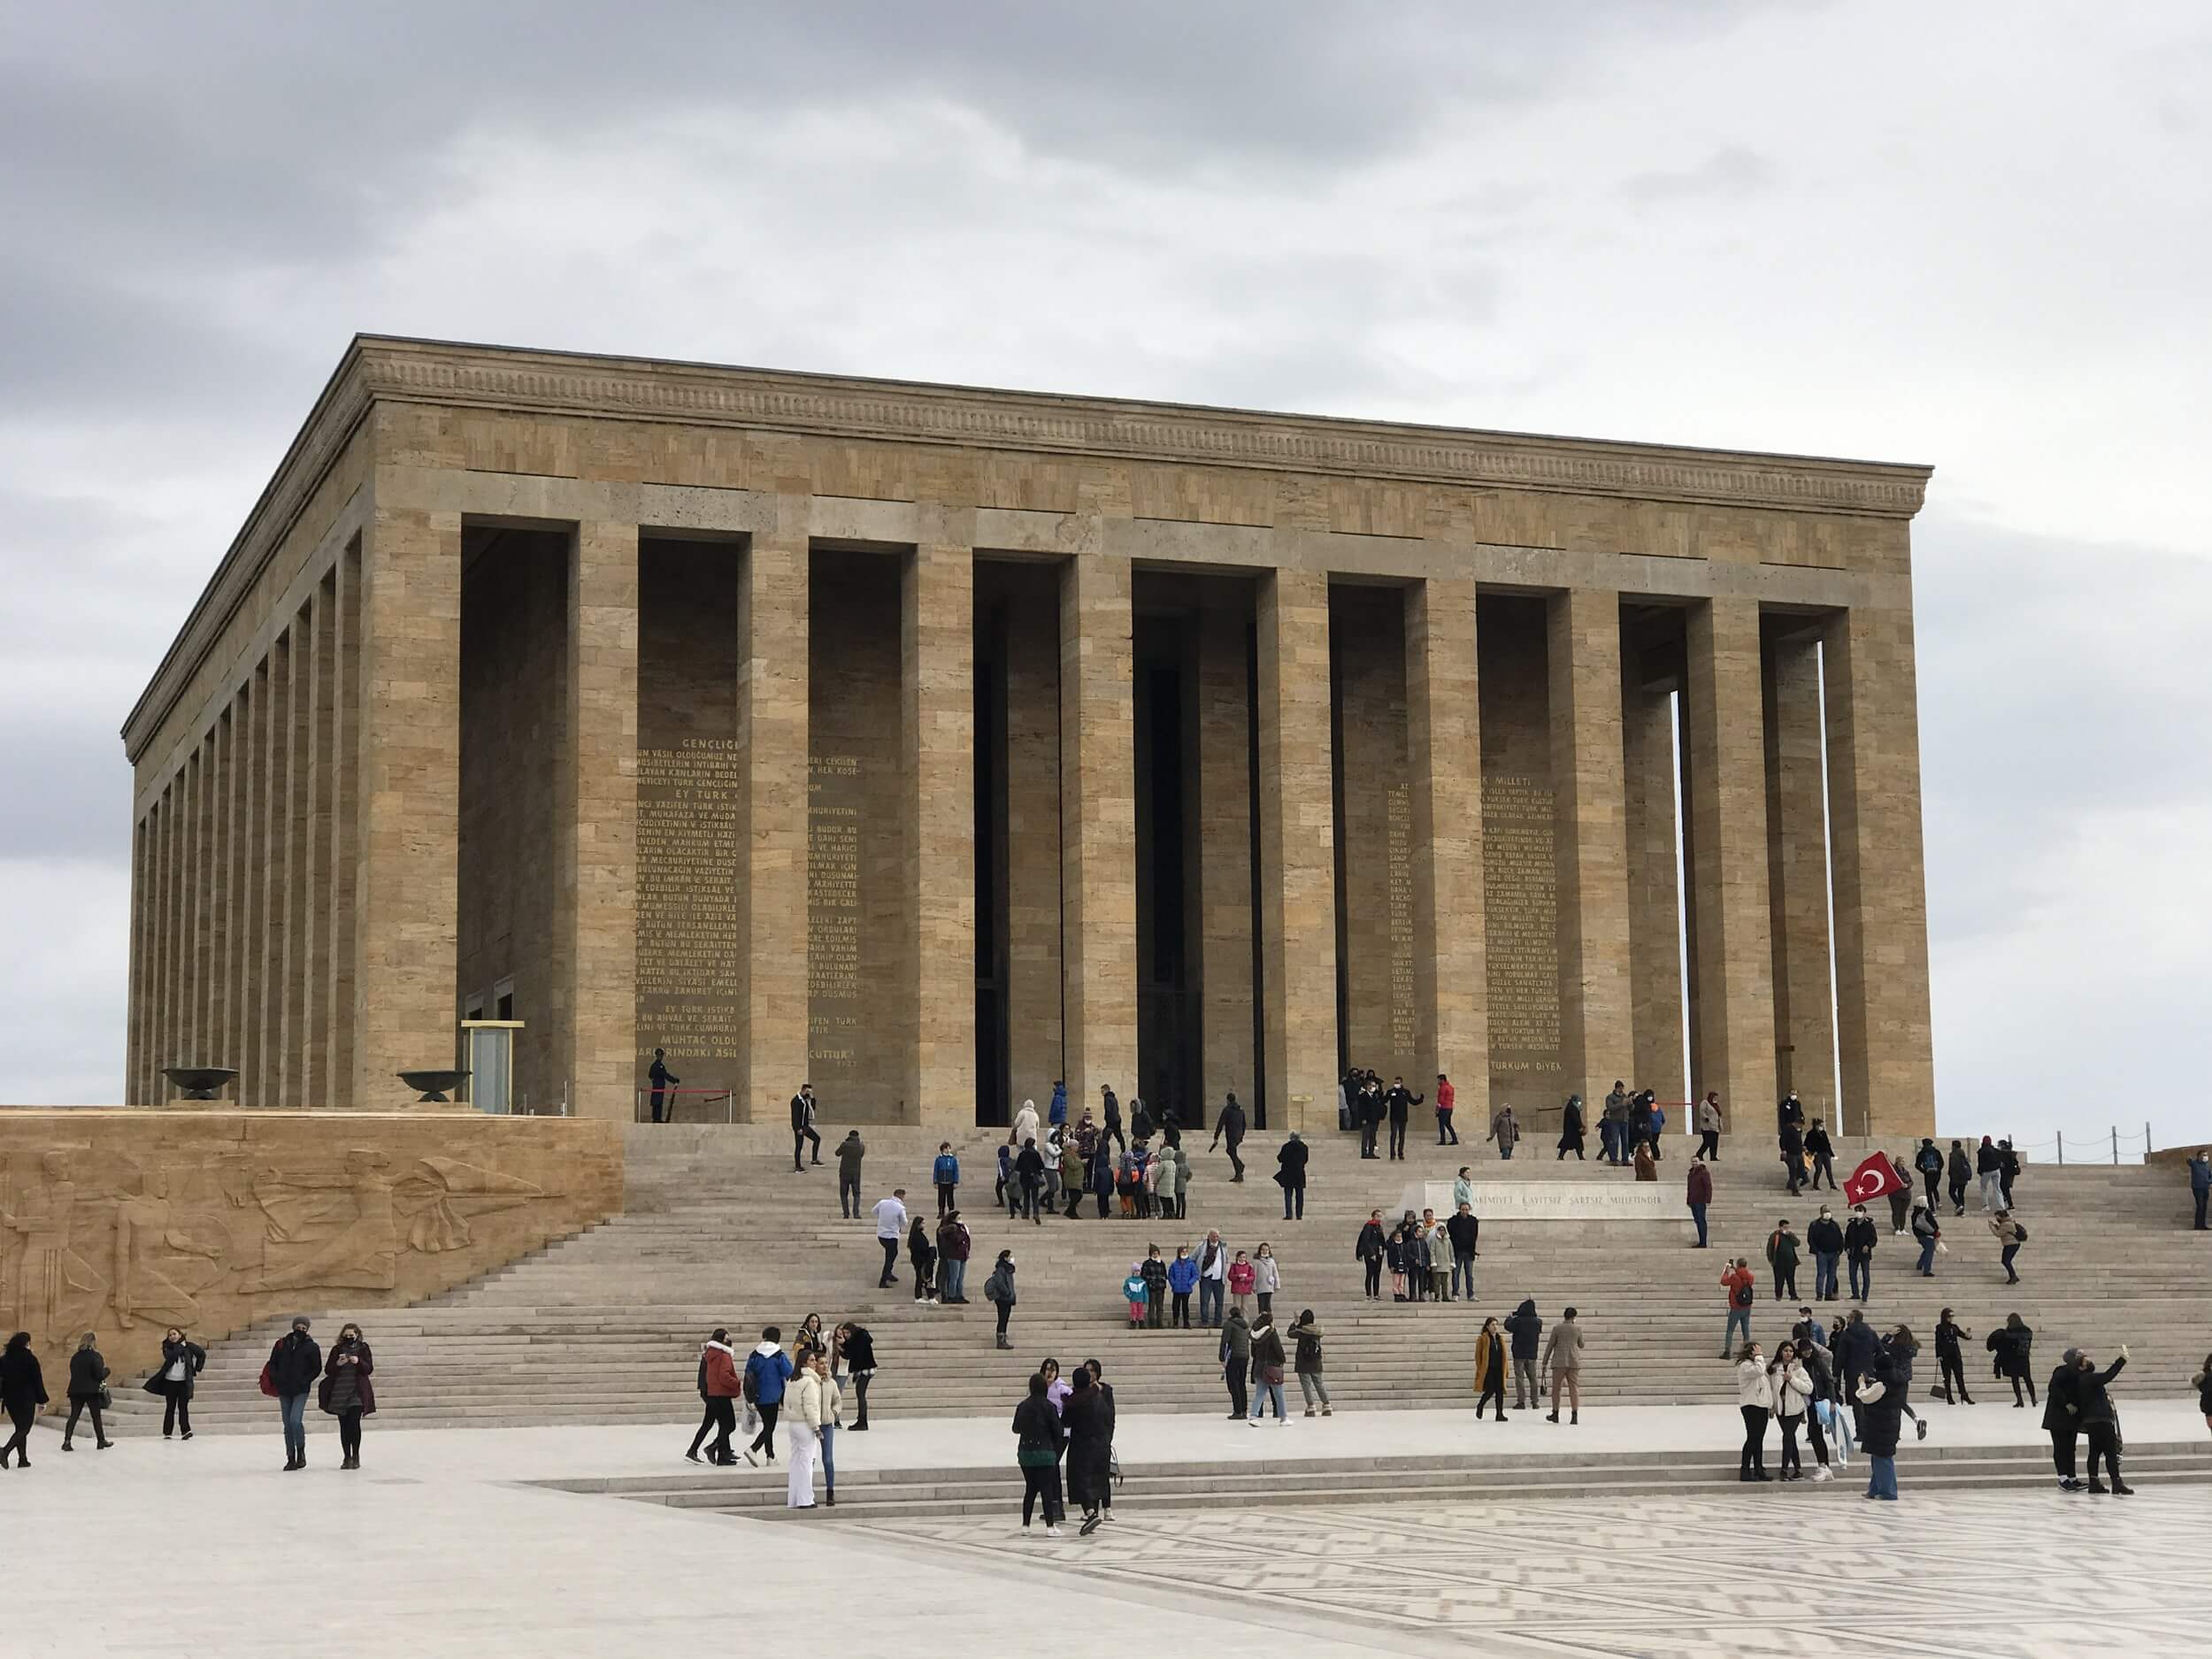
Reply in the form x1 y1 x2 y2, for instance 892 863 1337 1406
1434 1074 1458 1146
1721 1259 1755 1358
1687 1159 1714 1249
693 1328 742 1466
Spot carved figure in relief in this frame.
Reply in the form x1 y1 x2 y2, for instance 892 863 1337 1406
252 1148 402 1293
111 1166 224 1329
0 1151 109 1336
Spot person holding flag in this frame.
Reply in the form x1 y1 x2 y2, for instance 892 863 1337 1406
1842 1150 1904 1212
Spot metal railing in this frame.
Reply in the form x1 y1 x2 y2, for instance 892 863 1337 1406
635 1087 739 1124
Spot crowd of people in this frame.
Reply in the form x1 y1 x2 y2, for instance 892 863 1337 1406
682 1315 879 1509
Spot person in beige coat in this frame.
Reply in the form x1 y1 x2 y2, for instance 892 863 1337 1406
787 1349 839 1509
1541 1307 1586 1425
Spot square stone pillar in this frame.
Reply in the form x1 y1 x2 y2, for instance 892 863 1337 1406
280 594 321 1104
324 541 362 1107
1822 604 1935 1136
1256 567 1338 1132
241 659 270 1106
1405 578 1486 1093
1684 595 1778 1120
738 531 810 1124
1622 650 1686 1098
257 634 293 1107
903 541 976 1125
208 708 234 1088
352 503 463 1110
559 522 640 1120
1548 588 1635 1112
126 812 149 1102
1763 624 1835 1125
1058 552 1138 1122
1195 603 1256 1115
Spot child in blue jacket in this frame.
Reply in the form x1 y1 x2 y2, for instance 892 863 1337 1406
1166 1244 1201 1328
1122 1264 1148 1328
933 1143 960 1218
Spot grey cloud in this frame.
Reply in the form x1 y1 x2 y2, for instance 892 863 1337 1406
1617 143 1776 202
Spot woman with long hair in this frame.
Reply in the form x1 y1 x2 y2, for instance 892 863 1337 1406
2192 1351 2212 1438
835 1320 877 1430
145 1325 206 1440
1041 1356 1069 1414
318 1321 376 1471
1769 1340 1814 1481
1989 1314 2036 1408
1010 1371 1066 1536
0 1332 47 1468
1735 1340 1772 1481
63 1332 111 1452
1473 1317 1508 1422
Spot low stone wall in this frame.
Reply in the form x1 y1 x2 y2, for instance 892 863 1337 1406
0 1110 621 1404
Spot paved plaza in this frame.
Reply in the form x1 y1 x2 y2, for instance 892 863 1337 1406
12 1409 2208 1656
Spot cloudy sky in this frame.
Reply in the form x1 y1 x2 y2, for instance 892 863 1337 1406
4 4 2206 1154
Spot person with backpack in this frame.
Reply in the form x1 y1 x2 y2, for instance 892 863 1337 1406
1989 1210 2026 1284
1721 1259 1755 1357
1913 1138 1945 1209
983 1249 1018 1349
741 1327 795 1465
1288 1309 1332 1416
265 1315 321 1471
932 1141 960 1218
1911 1199 1942 1276
1947 1140 1973 1216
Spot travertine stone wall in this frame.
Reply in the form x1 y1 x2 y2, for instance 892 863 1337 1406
1623 637 1686 1100
1479 596 1561 1118
0 1111 619 1410
903 539 976 1125
1763 623 1835 1122
997 563 1064 1113
1406 578 1487 1109
1332 585 1419 1083
1059 553 1139 1118
1195 600 1256 1117
738 532 810 1125
324 542 363 1107
1684 596 1779 1121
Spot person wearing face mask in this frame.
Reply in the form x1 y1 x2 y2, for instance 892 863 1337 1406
144 1325 206 1440
1843 1205 1879 1302
1806 1206 1844 1302
318 1322 376 1471
266 1316 322 1471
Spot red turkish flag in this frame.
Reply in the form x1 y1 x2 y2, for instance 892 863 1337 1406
1843 1152 1904 1206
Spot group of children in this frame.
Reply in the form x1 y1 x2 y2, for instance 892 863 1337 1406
995 1132 1192 1221
1120 1240 1279 1328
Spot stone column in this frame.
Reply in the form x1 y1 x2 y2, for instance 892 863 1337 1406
1256 567 1338 1132
551 522 641 1121
1684 596 1779 1118
1002 572 1064 1110
352 503 463 1110
1548 588 1635 1112
1622 650 1686 1097
280 595 320 1104
1058 552 1138 1121
1405 578 1486 1094
1763 625 1835 1125
256 638 291 1108
302 574 339 1102
1194 603 1256 1113
208 708 234 1087
184 746 207 1067
241 659 270 1107
126 813 148 1102
325 541 362 1106
737 531 810 1124
902 541 976 1125
1823 604 1936 1136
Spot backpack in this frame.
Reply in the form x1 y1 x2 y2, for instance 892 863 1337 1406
2010 1222 2027 1241
1732 1279 1754 1310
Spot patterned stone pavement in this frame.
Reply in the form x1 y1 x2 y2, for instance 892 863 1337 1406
852 1489 2212 1656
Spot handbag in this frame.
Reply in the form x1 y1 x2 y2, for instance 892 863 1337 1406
98 1386 113 1410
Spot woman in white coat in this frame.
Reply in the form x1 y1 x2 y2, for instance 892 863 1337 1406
1768 1340 1824 1482
787 1348 838 1509
1736 1341 1774 1482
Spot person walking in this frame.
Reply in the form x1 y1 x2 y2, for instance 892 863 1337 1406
2187 1150 2211 1231
1736 1341 1773 1480
1099 1084 1125 1154
937 1209 972 1303
1807 1206 1844 1302
2074 1346 2132 1494
1803 1121 1836 1191
1473 1317 1509 1422
1686 1157 1713 1248
266 1316 321 1471
647 1048 680 1123
1627 1093 1655 1165
932 1141 960 1218
1770 1341 1814 1480
2191 1351 2212 1435
688 1327 741 1464
1274 1133 1309 1221
1542 1307 1584 1425
1219 1305 1252 1418
1989 1210 2026 1284
1987 1314 2036 1408
1778 1117 1805 1197
836 1321 878 1431
1356 1210 1387 1301
1975 1136 2004 1211
1166 1245 1199 1328
790 1083 823 1171
983 1249 1018 1349
1887 1153 1914 1233
1447 1203 1479 1301
1010 1371 1067 1536
1721 1259 1755 1357
1435 1074 1460 1146
1063 1366 1111 1533
1910 1198 1941 1276
145 1325 205 1440
786 1347 828 1510
1504 1298 1543 1412
1939 1139 1969 1217
1195 1231 1227 1326
1288 1309 1333 1417
1844 1204 1878 1302
1489 1104 1520 1161
872 1187 909 1287
0 1333 49 1468
741 1327 794 1465
1764 1218 1801 1302
1010 1096 1041 1154
1210 1092 1248 1182
1695 1091 1723 1161
1048 1078 1068 1130
1248 1310 1288 1425
1015 1137 1046 1225
1999 1138 2022 1209
1913 1138 1944 1210
836 1130 867 1220
907 1213 938 1303
318 1322 375 1471
60 1333 111 1452
1556 1092 1586 1159
1933 1310 1974 1404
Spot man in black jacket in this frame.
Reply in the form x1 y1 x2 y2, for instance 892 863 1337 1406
2073 1346 2132 1494
268 1317 322 1471
1503 1298 1543 1410
1354 1210 1387 1300
1806 1206 1846 1302
790 1083 822 1171
1100 1085 1125 1154
2043 1348 2085 1490
1275 1133 1310 1221
1384 1079 1423 1161
1843 1205 1879 1302
1446 1203 1479 1301
1914 1138 1944 1209
1835 1310 1878 1439
1210 1093 1248 1182
1779 1120 1805 1196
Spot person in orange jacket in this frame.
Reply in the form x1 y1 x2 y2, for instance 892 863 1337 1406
1721 1259 1756 1358
1433 1074 1458 1146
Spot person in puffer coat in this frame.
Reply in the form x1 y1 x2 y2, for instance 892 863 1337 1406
1166 1245 1200 1328
1287 1309 1332 1417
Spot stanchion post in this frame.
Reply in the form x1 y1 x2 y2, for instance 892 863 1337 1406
2111 1126 2118 1166
2056 1130 2064 1166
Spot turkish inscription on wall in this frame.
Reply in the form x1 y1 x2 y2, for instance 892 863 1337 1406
635 741 742 1063
1483 773 1560 1071
807 754 863 1081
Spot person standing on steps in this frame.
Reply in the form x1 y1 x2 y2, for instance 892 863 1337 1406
1999 1138 2022 1210
2075 1346 2133 1494
1063 1365 1111 1533
1556 1093 1586 1159
1777 1090 1805 1138
1844 1204 1878 1302
1252 1241 1281 1321
648 1048 680 1123
835 1321 877 1430
689 1327 740 1464
2043 1346 2085 1489
984 1249 1018 1348
267 1316 321 1471
1721 1260 1755 1358
1452 1167 1480 1255
906 1213 938 1303
61 1332 111 1452
145 1325 205 1440
1383 1077 1421 1161
1014 1138 1046 1225
835 1130 866 1219
1059 1135 1086 1220
319 1322 374 1471
1139 1246 1168 1329
1602 1082 1630 1164
1010 1371 1067 1536
1448 1202 1479 1302
1695 1091 1724 1161
1435 1073 1460 1146
1275 1132 1310 1221
1803 1121 1837 1191
1765 1217 1801 1302
1807 1206 1844 1302
1010 1096 1040 1153
1211 1092 1248 1182
1489 1103 1520 1161
1166 1244 1198 1328
1933 1310 1974 1403
932 1141 959 1218
1986 1314 2035 1408
1219 1304 1252 1417
1989 1209 2026 1284
1770 1340 1814 1480
1195 1230 1227 1326
2187 1150 2211 1231
872 1188 908 1288
1943 1140 1970 1217
937 1209 972 1303
790 1083 823 1171
1288 1309 1332 1417
741 1327 794 1466
1627 1092 1655 1165
1778 1114 1805 1197
1914 1138 1944 1210
1686 1158 1713 1248
1504 1298 1544 1411
1542 1307 1584 1425
1736 1341 1774 1481
1248 1310 1288 1425
1099 1084 1125 1155
1472 1317 1509 1422
1911 1198 1941 1276
1356 1210 1387 1301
